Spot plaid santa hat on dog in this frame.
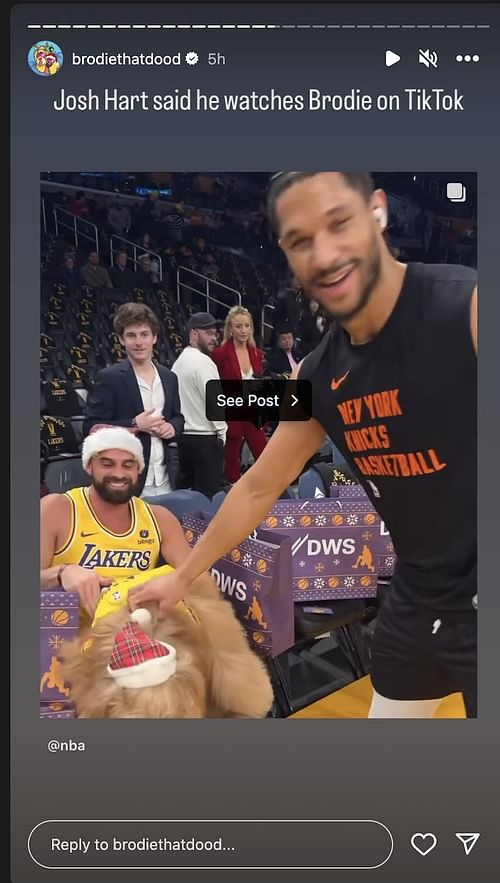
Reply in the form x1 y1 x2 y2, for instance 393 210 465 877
106 611 177 688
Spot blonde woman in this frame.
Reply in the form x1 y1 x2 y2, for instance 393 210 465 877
212 306 267 483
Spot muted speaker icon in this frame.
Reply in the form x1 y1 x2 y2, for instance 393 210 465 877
418 48 438 68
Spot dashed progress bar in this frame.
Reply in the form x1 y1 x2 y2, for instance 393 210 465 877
26 24 491 31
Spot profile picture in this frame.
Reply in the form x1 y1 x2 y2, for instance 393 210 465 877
28 41 63 76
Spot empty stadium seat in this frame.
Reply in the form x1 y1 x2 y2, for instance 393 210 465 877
74 386 88 407
40 415 79 456
211 490 226 511
67 364 96 386
298 462 357 498
70 418 85 446
41 380 83 418
44 455 91 494
142 489 216 520
268 600 375 717
298 467 331 499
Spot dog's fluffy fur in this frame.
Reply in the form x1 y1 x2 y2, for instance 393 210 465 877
61 573 274 718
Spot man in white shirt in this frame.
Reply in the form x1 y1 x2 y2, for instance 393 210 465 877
172 313 227 498
83 303 184 498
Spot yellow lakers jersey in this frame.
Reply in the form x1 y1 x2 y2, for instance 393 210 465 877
52 487 161 580
92 563 176 623
82 564 198 653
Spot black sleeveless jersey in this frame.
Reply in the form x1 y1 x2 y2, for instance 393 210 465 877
299 262 477 612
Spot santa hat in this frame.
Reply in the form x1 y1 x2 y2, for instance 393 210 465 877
82 426 145 472
106 611 177 688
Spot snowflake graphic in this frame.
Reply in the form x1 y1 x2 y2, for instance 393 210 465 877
243 553 253 568
298 560 306 568
314 578 324 589
385 556 396 567
333 559 340 566
347 514 359 525
48 635 64 650
314 562 325 573
252 579 262 591
315 515 327 526
283 516 296 527
362 531 373 541
344 577 355 587
387 543 394 553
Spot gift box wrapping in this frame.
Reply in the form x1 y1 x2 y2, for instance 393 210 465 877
40 591 80 702
182 513 295 657
258 499 379 602
330 485 396 578
40 700 76 719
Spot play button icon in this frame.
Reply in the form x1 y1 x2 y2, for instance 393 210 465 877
386 50 401 67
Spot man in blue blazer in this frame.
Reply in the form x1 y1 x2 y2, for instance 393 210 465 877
83 303 184 497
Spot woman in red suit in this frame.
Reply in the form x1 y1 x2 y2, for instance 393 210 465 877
212 306 268 483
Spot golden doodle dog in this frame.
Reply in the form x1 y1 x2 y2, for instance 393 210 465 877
61 568 274 719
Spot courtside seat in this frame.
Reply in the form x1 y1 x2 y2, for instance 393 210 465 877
211 490 226 511
298 462 357 498
298 467 331 499
294 598 373 643
66 364 96 387
73 386 88 408
44 454 91 494
268 600 375 717
142 489 216 520
70 418 85 446
39 352 58 398
40 415 79 457
41 379 84 419
40 365 56 383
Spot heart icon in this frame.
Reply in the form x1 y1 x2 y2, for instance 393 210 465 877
411 833 438 856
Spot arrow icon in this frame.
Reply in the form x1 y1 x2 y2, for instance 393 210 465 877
291 394 298 407
385 50 401 67
455 833 480 855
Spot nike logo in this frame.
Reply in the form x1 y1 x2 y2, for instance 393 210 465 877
331 371 350 391
81 531 98 538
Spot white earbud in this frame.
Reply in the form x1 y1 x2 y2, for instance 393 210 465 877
373 206 387 231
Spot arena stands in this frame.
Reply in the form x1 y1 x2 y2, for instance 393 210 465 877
40 168 477 507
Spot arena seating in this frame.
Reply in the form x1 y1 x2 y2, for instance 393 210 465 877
268 601 375 717
40 229 192 480
44 455 91 494
40 213 288 486
142 489 216 518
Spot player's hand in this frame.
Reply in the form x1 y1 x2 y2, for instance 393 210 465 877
128 572 188 618
60 564 113 617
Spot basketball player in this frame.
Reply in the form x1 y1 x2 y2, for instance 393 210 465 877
40 426 190 617
129 172 477 719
